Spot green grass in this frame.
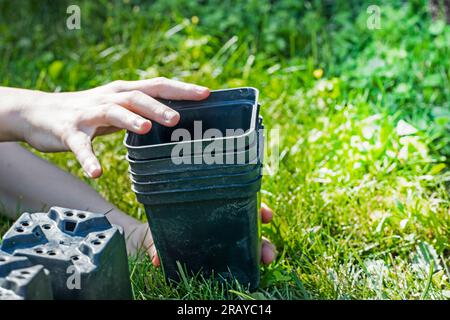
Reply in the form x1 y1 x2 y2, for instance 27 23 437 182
0 0 449 299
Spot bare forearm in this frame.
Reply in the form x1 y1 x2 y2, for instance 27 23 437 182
0 142 147 255
0 142 141 229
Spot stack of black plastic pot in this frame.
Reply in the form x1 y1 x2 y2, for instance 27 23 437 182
124 87 264 290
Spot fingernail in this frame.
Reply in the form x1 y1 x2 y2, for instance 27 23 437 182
133 118 146 130
88 164 99 177
195 86 209 94
164 110 179 123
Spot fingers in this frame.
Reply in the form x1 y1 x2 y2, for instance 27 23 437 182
64 131 102 178
260 203 276 264
102 77 210 128
261 202 273 224
88 104 152 134
146 239 159 267
141 229 159 266
110 77 210 101
138 224 160 267
111 91 180 127
261 237 277 265
152 252 160 267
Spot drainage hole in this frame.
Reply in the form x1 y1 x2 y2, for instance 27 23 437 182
35 248 44 254
20 271 30 275
65 211 74 217
15 227 24 233
0 257 7 262
65 221 77 232
21 221 30 227
16 275 26 280
97 234 106 239
47 251 56 256
42 224 51 230
77 213 86 219
91 240 101 246
71 255 80 261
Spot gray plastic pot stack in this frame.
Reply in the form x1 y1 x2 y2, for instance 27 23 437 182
0 206 132 300
124 87 265 290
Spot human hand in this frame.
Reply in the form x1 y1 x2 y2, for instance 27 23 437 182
4 78 209 178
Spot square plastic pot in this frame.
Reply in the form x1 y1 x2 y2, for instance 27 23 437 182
0 207 132 300
128 116 264 181
124 87 260 160
126 141 259 175
129 161 261 183
131 163 261 193
134 175 262 205
135 178 262 290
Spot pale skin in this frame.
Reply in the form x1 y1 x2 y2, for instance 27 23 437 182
0 78 276 266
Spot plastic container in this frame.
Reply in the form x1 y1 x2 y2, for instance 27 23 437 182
129 161 260 183
0 253 32 278
0 263 53 300
135 177 262 290
124 87 260 160
1 207 132 300
0 253 53 300
134 175 261 205
127 115 264 182
127 118 263 177
131 164 261 193
125 89 265 290
126 143 259 175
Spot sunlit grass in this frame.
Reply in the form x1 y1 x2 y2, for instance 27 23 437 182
0 0 448 299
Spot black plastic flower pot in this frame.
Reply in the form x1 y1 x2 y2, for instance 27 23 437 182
129 161 261 183
134 175 262 204
126 142 259 175
131 164 261 193
127 117 264 182
134 177 262 290
124 87 260 160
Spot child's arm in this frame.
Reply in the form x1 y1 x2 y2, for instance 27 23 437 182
0 78 210 178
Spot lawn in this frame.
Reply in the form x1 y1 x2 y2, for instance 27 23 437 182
0 0 449 299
